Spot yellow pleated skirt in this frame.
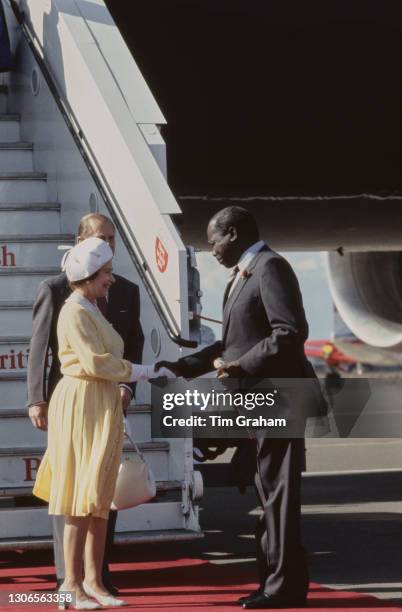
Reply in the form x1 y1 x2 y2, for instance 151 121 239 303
33 376 124 519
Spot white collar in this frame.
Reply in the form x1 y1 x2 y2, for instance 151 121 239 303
236 240 265 273
66 291 100 316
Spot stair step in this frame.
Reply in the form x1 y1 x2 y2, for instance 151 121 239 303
0 404 151 417
0 370 152 411
0 302 33 335
0 336 30 343
0 234 73 242
0 203 61 233
119 500 188 532
0 236 72 267
0 404 152 447
0 172 46 180
0 177 47 201
0 504 193 544
0 441 170 488
0 267 60 300
0 202 59 211
0 142 32 150
0 371 153 413
0 371 30 408
0 301 33 308
0 116 20 142
0 338 30 367
126 403 152 440
0 143 33 172
0 370 26 380
0 441 169 456
0 266 58 275
0 114 20 121
0 338 30 374
0 479 181 498
0 529 203 551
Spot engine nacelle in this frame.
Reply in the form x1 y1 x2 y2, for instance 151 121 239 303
327 252 402 351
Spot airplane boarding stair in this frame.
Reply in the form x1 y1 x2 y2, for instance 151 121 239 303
0 0 203 549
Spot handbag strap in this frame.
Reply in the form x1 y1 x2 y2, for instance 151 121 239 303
124 431 145 461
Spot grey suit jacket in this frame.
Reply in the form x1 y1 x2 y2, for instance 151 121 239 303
27 272 144 407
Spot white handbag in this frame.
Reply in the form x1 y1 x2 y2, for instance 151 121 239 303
111 429 156 511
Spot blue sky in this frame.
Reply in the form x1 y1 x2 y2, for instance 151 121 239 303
196 251 333 341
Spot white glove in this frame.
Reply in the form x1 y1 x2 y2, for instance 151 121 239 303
130 364 176 382
150 364 177 379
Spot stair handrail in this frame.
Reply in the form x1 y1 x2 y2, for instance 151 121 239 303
8 0 197 348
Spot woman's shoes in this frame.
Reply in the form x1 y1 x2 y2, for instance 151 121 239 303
58 585 101 610
83 583 127 607
58 596 101 610
58 600 100 611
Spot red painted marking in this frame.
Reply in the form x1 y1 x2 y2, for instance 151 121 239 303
155 237 169 273
23 457 41 482
0 348 30 370
1 244 16 267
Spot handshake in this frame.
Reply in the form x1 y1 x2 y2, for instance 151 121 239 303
131 357 245 383
153 358 244 379
130 363 176 382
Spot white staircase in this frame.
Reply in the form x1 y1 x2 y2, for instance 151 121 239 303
0 82 202 549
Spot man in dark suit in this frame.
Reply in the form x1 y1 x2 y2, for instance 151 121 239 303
157 206 314 609
27 213 144 594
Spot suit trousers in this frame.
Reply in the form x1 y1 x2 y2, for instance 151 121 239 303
254 437 308 598
53 511 117 580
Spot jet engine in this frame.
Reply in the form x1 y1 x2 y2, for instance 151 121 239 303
327 252 402 352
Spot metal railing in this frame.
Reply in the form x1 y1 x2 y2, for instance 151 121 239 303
9 0 197 348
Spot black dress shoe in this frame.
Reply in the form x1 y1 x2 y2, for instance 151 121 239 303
103 582 119 596
242 593 307 609
102 571 119 596
238 589 263 605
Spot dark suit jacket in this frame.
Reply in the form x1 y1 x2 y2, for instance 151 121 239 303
0 3 13 72
27 272 144 406
182 245 323 488
179 246 310 375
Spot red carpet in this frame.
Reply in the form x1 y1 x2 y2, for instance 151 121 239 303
0 550 401 611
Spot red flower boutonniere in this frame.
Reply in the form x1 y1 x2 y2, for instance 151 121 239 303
240 270 251 279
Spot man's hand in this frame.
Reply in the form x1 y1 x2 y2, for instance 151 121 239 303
215 359 244 378
120 387 132 415
28 403 48 431
154 360 182 377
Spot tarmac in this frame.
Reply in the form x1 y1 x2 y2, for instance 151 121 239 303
159 438 402 605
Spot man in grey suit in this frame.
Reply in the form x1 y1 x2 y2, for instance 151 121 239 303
27 213 144 594
157 206 315 609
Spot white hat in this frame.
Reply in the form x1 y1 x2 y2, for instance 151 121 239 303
61 237 113 282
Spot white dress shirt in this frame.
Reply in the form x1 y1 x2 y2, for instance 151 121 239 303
228 240 265 297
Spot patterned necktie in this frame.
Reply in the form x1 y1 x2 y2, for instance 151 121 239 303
222 265 239 309
97 296 108 317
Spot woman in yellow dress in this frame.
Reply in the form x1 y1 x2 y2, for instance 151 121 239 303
33 237 173 609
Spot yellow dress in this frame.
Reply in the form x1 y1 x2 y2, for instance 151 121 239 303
33 295 133 519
